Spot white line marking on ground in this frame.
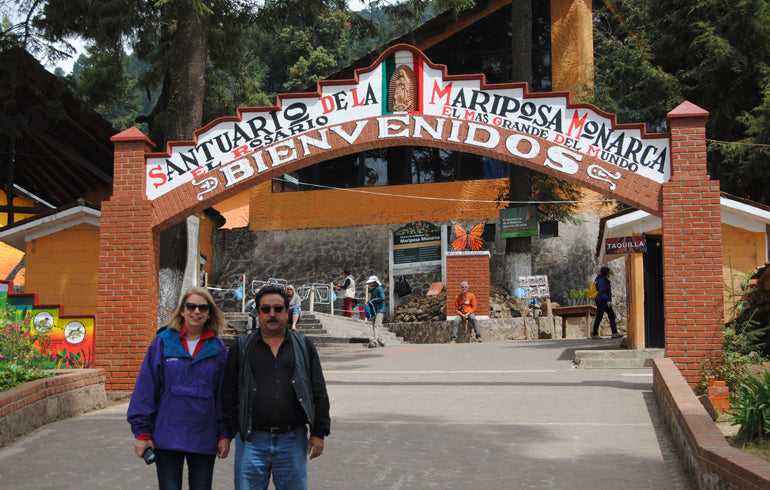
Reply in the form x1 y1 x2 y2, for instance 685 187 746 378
324 370 560 374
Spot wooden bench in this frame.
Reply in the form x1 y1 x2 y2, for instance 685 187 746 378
551 305 597 338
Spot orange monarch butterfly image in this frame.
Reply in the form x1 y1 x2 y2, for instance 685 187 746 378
449 219 488 251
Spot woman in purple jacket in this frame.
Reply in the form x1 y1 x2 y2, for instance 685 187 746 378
128 287 230 490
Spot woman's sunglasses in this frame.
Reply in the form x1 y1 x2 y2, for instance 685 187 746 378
259 305 285 314
184 302 211 312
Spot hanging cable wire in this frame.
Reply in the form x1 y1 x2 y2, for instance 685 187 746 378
272 178 616 205
706 139 770 148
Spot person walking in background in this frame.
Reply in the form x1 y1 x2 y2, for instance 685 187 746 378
591 266 623 340
450 281 482 343
336 269 356 317
246 293 258 333
287 285 301 331
127 286 230 490
223 285 330 490
365 276 386 347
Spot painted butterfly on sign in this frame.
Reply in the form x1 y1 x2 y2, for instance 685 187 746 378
449 219 488 251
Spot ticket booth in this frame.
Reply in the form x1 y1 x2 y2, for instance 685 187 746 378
598 194 770 349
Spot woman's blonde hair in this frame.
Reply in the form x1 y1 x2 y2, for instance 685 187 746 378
167 286 226 336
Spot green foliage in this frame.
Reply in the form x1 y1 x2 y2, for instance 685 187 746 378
731 371 770 442
697 350 750 400
565 288 589 301
0 307 56 392
592 0 770 204
725 272 770 356
0 362 47 392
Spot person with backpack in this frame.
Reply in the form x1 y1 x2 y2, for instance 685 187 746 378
365 276 387 347
591 266 623 339
127 286 231 489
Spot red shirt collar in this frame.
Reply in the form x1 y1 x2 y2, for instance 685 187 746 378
180 325 214 357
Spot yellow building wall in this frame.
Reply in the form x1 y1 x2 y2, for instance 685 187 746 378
213 180 614 232
248 179 509 231
199 213 217 283
551 0 594 94
25 223 99 316
723 223 767 321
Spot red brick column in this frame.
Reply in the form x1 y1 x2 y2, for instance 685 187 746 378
97 128 159 392
663 102 723 385
446 252 490 318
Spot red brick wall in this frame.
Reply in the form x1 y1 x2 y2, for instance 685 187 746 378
97 130 159 392
446 252 490 317
663 103 723 385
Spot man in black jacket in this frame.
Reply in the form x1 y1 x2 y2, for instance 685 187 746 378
223 285 330 489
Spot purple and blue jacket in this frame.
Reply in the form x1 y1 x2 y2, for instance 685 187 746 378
127 326 229 455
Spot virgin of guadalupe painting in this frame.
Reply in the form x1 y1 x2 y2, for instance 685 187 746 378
389 65 417 112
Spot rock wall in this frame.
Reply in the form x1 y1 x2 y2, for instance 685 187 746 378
0 369 107 448
390 316 562 343
209 213 627 316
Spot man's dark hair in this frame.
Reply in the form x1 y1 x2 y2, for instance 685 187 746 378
343 268 351 275
255 284 289 308
600 266 611 277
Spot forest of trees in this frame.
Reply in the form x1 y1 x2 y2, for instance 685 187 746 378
3 0 768 206
2 0 767 200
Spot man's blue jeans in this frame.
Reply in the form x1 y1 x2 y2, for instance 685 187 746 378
234 426 308 490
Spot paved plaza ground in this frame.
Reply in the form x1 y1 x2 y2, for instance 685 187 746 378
0 338 691 489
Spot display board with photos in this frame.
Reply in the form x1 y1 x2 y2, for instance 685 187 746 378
517 275 550 298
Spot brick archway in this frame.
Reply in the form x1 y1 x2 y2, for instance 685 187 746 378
98 45 720 390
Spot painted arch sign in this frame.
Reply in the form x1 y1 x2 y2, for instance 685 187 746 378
102 43 723 391
145 44 670 204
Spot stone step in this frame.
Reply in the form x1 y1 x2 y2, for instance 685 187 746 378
573 348 665 368
219 309 401 348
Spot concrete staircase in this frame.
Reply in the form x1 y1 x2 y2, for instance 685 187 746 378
220 311 402 348
573 348 666 368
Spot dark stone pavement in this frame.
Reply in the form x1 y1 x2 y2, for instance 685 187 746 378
0 338 691 489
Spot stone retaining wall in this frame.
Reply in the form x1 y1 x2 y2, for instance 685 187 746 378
653 358 770 489
0 369 107 448
389 316 561 343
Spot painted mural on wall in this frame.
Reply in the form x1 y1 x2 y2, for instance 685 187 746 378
0 280 95 368
145 45 671 203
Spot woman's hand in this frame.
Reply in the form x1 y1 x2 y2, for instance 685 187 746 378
134 438 154 458
217 438 231 459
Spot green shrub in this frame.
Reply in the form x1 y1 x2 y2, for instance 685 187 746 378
0 361 51 391
725 272 770 356
0 307 56 392
696 350 750 401
731 371 770 442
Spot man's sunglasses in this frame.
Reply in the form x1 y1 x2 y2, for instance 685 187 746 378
184 302 211 312
259 305 285 314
